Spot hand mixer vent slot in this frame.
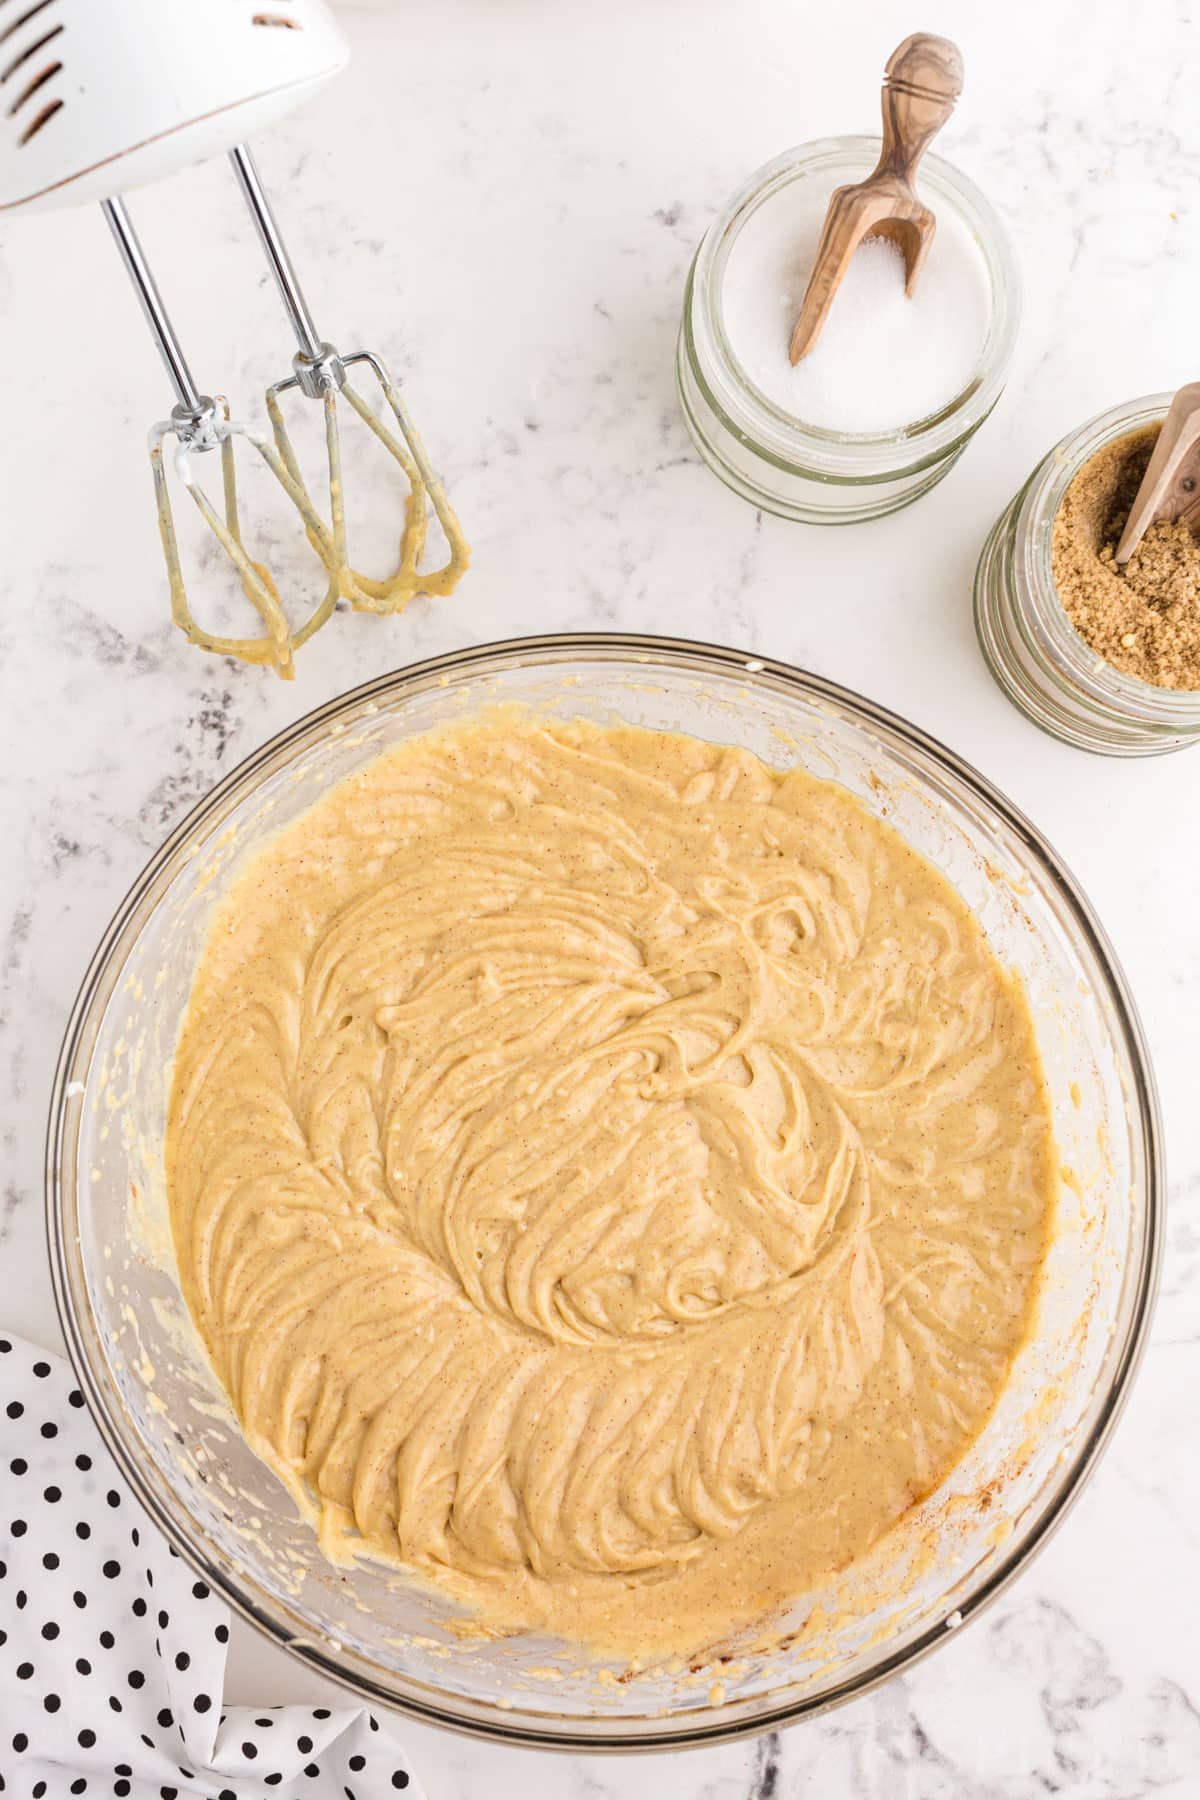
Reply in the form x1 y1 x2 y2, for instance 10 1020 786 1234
252 12 302 27
0 0 59 40
2 0 64 148
15 93 60 143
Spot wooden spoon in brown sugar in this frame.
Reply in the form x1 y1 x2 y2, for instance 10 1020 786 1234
788 33 964 365
1114 381 1200 563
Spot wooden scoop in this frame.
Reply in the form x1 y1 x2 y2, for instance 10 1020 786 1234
788 33 964 365
1114 382 1200 563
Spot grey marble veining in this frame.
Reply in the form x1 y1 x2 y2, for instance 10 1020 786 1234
2 0 1198 1793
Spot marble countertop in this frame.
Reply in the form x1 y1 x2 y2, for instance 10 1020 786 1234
3 0 1198 1792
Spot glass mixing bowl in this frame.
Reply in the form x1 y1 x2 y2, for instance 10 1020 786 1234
47 634 1161 1750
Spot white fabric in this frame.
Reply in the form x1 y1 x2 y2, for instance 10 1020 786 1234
0 1334 424 1800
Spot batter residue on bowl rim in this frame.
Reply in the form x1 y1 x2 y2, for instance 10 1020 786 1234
165 714 1056 1658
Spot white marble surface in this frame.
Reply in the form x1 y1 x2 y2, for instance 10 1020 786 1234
3 0 1199 1792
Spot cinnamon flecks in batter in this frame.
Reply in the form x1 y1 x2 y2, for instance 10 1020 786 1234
165 717 1055 1657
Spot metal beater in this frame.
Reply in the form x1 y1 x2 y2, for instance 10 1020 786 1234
104 149 468 677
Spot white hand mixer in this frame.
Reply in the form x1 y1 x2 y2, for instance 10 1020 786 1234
1 0 467 676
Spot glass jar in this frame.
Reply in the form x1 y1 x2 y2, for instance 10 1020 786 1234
975 394 1200 756
676 137 1021 523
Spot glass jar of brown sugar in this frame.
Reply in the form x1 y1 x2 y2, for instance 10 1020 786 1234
974 394 1200 757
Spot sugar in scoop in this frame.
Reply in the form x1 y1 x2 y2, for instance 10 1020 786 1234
719 173 992 435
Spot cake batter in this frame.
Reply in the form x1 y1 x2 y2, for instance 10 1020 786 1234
165 717 1054 1656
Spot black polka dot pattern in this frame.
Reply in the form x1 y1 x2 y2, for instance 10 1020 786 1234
1 1334 421 1798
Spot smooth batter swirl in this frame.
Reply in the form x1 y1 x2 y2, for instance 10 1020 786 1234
167 719 1054 1649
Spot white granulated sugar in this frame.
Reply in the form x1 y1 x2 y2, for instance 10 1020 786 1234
719 174 991 434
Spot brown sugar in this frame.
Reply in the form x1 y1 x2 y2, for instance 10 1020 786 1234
1050 423 1200 690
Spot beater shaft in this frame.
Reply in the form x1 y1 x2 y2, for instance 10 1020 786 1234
101 195 217 441
227 143 339 389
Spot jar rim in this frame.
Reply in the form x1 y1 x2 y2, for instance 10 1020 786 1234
1013 393 1200 723
688 137 1022 480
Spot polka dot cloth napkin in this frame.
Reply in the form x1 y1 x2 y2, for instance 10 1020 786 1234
0 1335 423 1800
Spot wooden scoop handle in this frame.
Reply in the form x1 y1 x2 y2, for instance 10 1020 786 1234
1114 382 1200 563
875 33 964 188
787 32 963 364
